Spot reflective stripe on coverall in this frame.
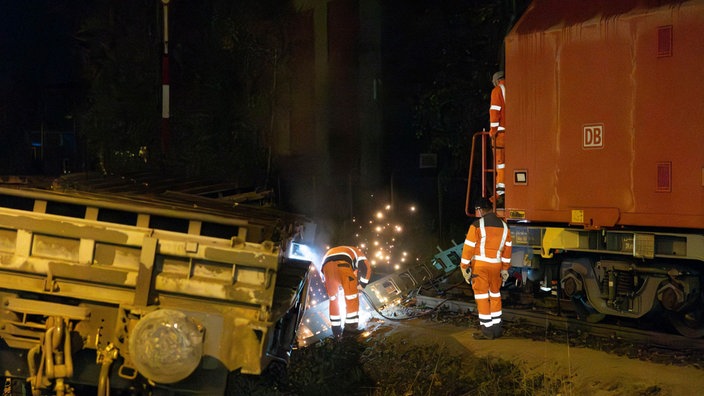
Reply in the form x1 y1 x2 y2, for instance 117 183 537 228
460 213 512 330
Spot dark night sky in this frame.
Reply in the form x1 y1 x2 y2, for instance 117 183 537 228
1 2 73 79
1 1 86 175
0 0 523 199
0 0 525 259
0 1 81 111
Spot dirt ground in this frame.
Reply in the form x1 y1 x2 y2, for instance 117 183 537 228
372 317 704 396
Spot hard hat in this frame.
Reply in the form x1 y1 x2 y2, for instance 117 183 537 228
475 197 493 211
492 71 504 86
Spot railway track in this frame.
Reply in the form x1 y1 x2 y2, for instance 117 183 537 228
402 295 704 353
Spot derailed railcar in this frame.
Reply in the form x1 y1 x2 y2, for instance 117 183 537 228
364 243 463 310
471 0 704 336
0 180 314 395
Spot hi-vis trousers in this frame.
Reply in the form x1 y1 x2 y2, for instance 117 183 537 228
494 131 505 196
471 261 503 329
322 261 360 328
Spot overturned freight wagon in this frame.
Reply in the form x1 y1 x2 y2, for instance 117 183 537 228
0 176 314 395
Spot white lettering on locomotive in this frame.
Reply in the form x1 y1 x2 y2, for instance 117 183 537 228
583 123 604 149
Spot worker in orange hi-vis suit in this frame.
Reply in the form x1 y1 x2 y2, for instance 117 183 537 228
321 245 372 339
460 198 512 339
489 71 506 207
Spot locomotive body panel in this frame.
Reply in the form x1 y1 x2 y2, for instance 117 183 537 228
504 0 704 229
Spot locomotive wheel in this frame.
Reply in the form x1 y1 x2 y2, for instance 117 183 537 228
667 308 704 338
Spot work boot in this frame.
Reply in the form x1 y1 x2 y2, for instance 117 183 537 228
473 326 495 340
496 194 505 208
343 325 363 338
493 324 503 339
331 326 343 340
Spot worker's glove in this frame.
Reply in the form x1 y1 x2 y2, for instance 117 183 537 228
462 267 472 284
500 270 509 283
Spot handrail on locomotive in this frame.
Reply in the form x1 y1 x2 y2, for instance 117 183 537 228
464 130 498 217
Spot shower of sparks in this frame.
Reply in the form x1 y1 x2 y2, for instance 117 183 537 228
352 194 421 274
297 194 423 344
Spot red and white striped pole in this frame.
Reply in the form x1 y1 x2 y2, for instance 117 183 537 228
161 0 171 153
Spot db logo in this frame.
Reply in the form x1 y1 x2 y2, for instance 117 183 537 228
583 124 604 149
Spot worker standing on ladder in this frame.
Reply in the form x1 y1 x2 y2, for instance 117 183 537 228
489 71 506 208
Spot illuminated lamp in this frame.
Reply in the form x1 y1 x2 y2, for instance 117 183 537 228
289 242 313 261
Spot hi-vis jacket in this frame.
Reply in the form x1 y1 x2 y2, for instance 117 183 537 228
322 245 372 285
460 212 512 271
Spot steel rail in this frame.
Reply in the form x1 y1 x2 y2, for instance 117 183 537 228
414 295 704 351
